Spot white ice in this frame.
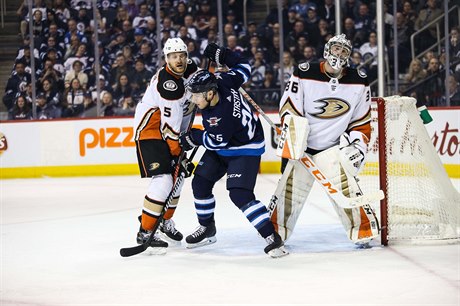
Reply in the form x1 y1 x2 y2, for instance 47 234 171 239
1 175 459 306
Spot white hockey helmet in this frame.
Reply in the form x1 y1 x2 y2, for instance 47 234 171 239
163 38 188 63
323 34 352 71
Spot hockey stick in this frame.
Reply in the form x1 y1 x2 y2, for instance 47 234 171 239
119 146 198 257
238 88 384 209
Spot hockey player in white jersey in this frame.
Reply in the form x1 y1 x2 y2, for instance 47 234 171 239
131 38 198 252
270 34 380 247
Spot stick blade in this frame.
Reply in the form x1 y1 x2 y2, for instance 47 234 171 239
120 244 147 257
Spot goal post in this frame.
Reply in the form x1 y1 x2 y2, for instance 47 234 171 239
359 96 460 245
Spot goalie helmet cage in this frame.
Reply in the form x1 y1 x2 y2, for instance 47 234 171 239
361 96 460 246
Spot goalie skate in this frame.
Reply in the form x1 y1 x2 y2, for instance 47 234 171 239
264 232 289 258
137 228 168 254
185 222 217 249
157 219 183 245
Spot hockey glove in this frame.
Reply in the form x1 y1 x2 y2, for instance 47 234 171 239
179 130 198 151
339 132 367 177
204 43 226 66
172 156 195 178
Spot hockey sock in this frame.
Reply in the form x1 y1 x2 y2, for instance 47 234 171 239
163 196 179 220
240 200 274 238
194 195 216 226
141 196 165 231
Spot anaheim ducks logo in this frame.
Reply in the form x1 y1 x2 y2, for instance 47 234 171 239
149 162 160 171
310 98 350 119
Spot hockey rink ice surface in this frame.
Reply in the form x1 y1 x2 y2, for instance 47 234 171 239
1 175 459 306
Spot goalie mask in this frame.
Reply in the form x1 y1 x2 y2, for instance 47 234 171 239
323 34 352 71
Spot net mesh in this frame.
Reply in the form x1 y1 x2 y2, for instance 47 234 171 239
359 96 460 243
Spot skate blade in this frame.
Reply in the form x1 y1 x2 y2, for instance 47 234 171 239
186 236 217 249
267 246 289 258
157 231 182 246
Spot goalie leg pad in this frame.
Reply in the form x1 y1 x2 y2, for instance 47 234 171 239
312 147 380 242
270 160 314 241
276 114 310 160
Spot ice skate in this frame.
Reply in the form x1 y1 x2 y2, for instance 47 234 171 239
355 238 373 249
158 218 183 245
185 221 217 249
264 232 289 258
137 227 168 254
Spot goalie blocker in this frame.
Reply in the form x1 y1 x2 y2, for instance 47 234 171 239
270 114 381 243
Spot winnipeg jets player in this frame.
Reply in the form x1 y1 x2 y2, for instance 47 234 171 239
132 38 197 252
179 43 288 258
271 34 380 247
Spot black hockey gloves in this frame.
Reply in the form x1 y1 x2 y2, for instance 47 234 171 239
204 43 226 66
172 155 195 178
179 130 198 151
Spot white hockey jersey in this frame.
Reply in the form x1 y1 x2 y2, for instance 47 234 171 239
133 60 197 156
279 61 371 151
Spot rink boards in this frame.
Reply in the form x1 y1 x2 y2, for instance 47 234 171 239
0 109 458 178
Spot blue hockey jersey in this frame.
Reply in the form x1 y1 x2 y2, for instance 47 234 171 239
191 53 265 157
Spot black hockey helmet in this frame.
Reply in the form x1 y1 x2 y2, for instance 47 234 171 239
186 70 217 93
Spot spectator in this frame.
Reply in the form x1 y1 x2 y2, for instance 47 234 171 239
195 0 213 33
200 28 217 54
36 93 60 119
446 75 460 106
249 48 267 89
41 78 61 113
187 40 202 67
123 0 139 20
225 10 244 38
285 20 308 53
317 0 335 28
354 3 374 46
171 1 187 26
38 58 62 88
349 51 363 70
276 50 295 86
301 46 318 63
113 7 131 34
265 0 289 34
133 3 154 29
137 41 157 72
342 0 361 21
64 19 87 49
131 57 153 94
39 37 64 62
359 31 380 83
226 35 244 56
289 0 317 20
96 0 118 25
65 59 88 89
266 35 281 65
291 33 310 63
404 58 427 85
8 95 32 120
99 91 115 117
422 56 444 107
111 73 133 107
305 7 321 48
161 16 177 38
343 18 359 48
183 14 199 41
414 0 442 54
75 7 91 35
64 43 88 71
89 9 108 41
62 77 86 117
401 1 417 30
239 21 258 50
3 61 31 111
449 26 460 59
52 0 71 27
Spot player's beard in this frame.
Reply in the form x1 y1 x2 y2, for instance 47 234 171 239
169 61 187 75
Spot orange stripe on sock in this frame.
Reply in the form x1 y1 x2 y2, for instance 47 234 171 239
141 212 158 231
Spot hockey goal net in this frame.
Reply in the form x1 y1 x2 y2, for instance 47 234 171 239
359 96 460 245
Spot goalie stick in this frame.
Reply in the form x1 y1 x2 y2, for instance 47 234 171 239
238 87 384 209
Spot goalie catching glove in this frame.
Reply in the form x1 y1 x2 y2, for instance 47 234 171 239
339 131 367 177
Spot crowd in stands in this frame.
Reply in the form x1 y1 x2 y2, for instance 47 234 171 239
3 0 460 120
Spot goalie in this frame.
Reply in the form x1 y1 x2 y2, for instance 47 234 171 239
270 34 380 247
